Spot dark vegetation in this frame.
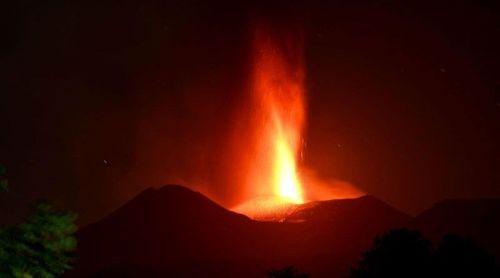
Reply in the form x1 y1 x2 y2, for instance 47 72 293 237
0 165 7 193
0 166 77 277
267 266 309 278
267 229 499 278
350 228 499 278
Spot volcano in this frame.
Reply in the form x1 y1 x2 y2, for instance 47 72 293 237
72 185 408 277
69 185 500 277
71 185 392 277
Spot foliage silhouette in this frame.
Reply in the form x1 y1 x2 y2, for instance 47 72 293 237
267 266 309 278
433 234 499 278
351 228 499 278
0 165 7 192
0 201 77 277
350 228 432 278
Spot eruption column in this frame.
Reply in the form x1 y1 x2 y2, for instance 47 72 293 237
249 24 306 204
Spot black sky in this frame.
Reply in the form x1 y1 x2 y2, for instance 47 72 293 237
1 0 499 225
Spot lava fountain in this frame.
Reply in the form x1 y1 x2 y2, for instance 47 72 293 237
254 30 305 204
233 23 307 219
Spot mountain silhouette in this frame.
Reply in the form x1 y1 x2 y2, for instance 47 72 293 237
285 195 410 224
71 185 499 277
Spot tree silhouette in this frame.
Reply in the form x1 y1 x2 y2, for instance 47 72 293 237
433 234 499 278
0 201 77 277
0 165 7 192
350 229 432 278
267 266 309 278
351 228 499 278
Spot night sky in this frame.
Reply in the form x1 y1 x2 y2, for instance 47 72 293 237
1 0 498 225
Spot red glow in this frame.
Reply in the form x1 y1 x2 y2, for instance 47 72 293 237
232 23 306 217
247 23 305 202
232 23 363 219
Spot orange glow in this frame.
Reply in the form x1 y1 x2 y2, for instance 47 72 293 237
273 135 303 203
246 23 306 205
231 23 364 220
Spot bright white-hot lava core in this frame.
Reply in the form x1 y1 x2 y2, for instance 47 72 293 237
232 23 365 220
234 23 306 218
252 24 306 204
231 23 365 220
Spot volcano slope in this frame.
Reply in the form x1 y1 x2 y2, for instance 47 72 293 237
71 185 499 277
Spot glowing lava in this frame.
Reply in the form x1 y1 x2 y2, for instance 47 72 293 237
273 133 303 203
235 22 306 219
252 25 306 204
231 23 365 220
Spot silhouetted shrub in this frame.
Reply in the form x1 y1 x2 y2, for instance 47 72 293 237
350 229 432 278
350 228 499 278
0 201 77 277
267 266 309 278
433 234 499 278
